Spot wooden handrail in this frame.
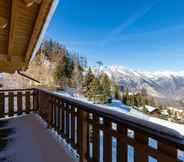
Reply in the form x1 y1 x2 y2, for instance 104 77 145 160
35 89 184 145
0 88 34 92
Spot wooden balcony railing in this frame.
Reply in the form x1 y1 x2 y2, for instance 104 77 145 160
0 89 39 117
0 88 184 162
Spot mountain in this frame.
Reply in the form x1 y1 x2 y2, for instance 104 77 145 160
103 65 184 108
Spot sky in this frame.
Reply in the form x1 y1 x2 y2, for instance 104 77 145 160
45 0 184 71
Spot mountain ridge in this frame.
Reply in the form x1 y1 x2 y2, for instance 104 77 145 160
101 65 184 108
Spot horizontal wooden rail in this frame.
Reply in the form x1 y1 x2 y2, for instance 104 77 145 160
36 88 184 162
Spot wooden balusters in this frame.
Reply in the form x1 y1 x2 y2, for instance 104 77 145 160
158 142 177 162
17 92 23 115
71 106 76 144
117 124 127 162
8 92 14 116
61 100 65 136
78 109 88 162
103 119 112 162
25 91 31 114
57 99 61 132
48 96 53 128
33 90 38 111
134 132 148 162
93 114 100 162
0 89 34 117
34 89 184 162
65 104 70 137
0 93 5 118
53 97 57 130
0 89 181 162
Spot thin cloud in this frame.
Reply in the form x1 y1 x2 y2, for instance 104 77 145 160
101 0 160 46
66 41 99 46
116 24 184 40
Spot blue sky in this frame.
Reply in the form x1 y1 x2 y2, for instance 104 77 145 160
45 0 184 71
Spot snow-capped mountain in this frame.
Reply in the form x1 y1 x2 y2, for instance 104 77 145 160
103 65 184 103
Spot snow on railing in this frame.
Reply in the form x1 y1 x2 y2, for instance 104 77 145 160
37 88 184 162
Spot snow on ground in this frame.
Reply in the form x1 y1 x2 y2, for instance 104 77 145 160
55 91 184 138
0 114 77 162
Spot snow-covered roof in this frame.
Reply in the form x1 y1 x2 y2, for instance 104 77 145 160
145 105 157 113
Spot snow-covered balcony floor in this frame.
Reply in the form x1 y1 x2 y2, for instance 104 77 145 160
0 114 76 162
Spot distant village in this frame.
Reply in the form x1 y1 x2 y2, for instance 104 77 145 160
118 88 184 124
134 105 184 124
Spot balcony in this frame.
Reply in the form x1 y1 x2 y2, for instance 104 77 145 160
0 88 184 162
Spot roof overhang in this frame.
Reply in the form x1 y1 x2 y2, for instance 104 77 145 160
0 0 58 73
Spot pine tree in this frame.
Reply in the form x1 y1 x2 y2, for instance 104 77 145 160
70 54 82 89
83 70 112 103
83 68 96 99
129 94 134 106
137 93 143 106
144 98 149 106
89 76 101 103
141 88 148 97
99 73 112 103
114 84 121 100
133 94 139 107
149 97 155 106
54 54 74 88
122 88 129 105
54 54 67 87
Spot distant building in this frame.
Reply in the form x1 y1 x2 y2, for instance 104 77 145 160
161 109 169 116
144 105 157 113
139 105 160 117
168 107 184 120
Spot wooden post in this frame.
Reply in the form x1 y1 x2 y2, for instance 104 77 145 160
0 93 5 118
33 90 38 112
103 119 112 162
71 106 75 143
25 91 31 114
78 109 88 162
57 101 61 132
158 142 177 162
65 104 70 137
53 98 57 130
134 132 147 162
117 124 127 162
93 114 100 162
8 92 14 116
61 100 65 136
17 92 23 115
48 96 53 129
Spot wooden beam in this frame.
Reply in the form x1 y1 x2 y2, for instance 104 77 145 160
8 0 17 61
0 17 8 29
25 0 52 63
24 0 42 7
